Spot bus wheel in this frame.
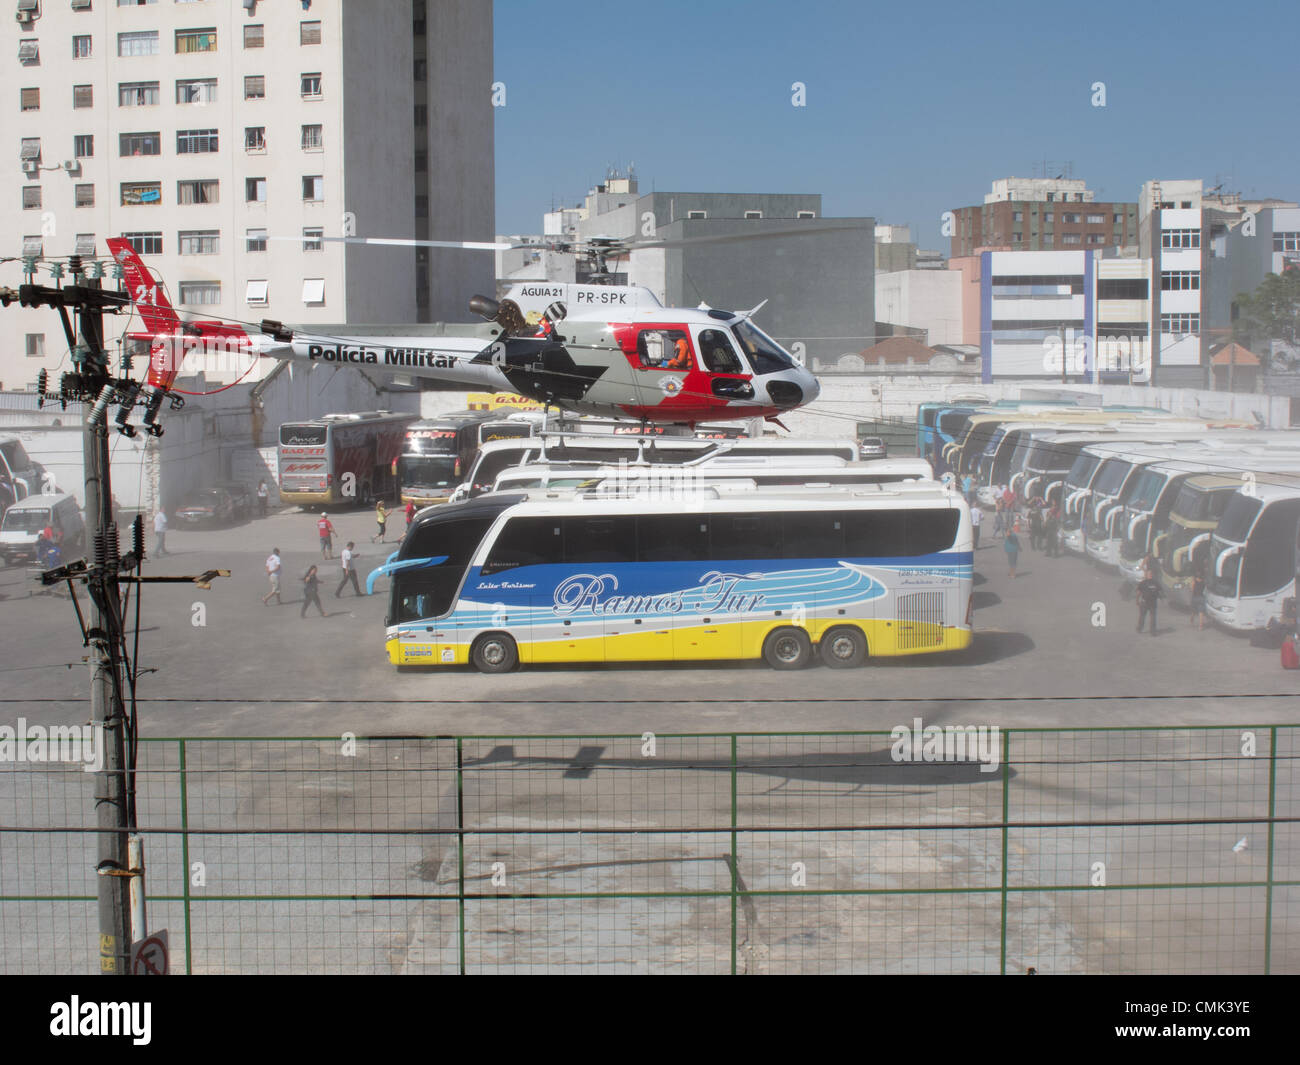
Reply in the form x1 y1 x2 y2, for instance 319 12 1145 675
471 633 518 674
820 626 867 668
763 627 812 670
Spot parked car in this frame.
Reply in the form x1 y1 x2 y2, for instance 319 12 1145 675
176 486 241 527
857 436 888 459
0 492 85 566
212 481 253 520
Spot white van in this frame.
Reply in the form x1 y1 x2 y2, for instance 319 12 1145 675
0 492 85 565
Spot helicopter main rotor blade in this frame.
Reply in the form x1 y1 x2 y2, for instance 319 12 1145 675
266 236 516 251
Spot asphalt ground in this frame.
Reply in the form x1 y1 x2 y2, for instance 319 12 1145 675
0 503 1295 737
1 504 1296 973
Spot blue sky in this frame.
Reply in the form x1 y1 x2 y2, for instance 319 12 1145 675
494 0 1300 244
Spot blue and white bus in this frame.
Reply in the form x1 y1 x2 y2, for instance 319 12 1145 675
378 486 973 671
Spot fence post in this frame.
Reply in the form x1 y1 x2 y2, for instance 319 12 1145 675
1264 726 1277 974
178 738 193 975
999 730 1011 975
456 737 466 976
730 734 738 976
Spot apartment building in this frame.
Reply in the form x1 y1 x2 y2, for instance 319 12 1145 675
5 0 493 390
950 176 1138 258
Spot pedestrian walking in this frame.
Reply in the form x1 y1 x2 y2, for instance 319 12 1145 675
1029 506 1044 551
1004 528 1021 578
1136 572 1161 635
1044 504 1061 558
404 500 416 533
1190 563 1207 631
262 547 283 605
335 542 361 597
372 500 388 543
300 564 328 618
993 498 1006 538
969 503 982 549
153 508 168 556
317 512 335 560
256 479 269 518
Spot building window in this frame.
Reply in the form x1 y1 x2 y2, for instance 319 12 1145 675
244 24 264 48
300 72 322 98
118 81 158 106
22 186 41 210
118 31 159 57
246 280 269 305
1112 213 1122 224
415 195 428 218
246 227 267 252
21 136 43 164
175 29 217 54
687 210 707 220
1062 213 1081 224
1061 234 1082 245
178 281 220 306
1043 212 1053 222
73 84 92 108
18 39 38 64
1273 232 1300 252
1160 270 1201 291
120 231 161 254
414 59 426 80
302 227 323 251
26 334 45 358
1086 234 1106 244
176 129 218 154
22 235 44 257
300 124 323 151
178 230 219 255
302 278 325 304
1098 278 1148 300
175 78 217 104
300 20 321 45
74 134 95 158
76 234 97 255
413 104 427 125
1046 192 1055 202
1161 313 1200 335
245 127 265 151
1162 228 1201 249
744 210 762 220
414 151 427 171
796 210 816 219
302 175 323 202
244 75 265 100
75 183 95 207
1012 211 1023 222
21 87 39 111
176 179 218 205
246 177 267 202
1180 201 1192 209
119 132 160 156
120 181 162 206
1086 214 1104 224
73 35 92 59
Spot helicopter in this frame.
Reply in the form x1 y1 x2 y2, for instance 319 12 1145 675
105 228 825 432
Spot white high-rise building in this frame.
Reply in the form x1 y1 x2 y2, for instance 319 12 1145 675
4 0 493 390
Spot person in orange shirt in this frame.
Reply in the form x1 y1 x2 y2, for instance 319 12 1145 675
666 337 691 370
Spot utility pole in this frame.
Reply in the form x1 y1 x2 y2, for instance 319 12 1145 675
3 257 229 976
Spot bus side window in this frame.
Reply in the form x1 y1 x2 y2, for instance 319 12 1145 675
564 517 636 564
482 517 563 574
709 513 783 561
637 514 709 562
782 512 844 558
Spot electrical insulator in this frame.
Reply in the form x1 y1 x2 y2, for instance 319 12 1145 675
131 515 145 561
88 261 104 279
68 256 83 277
21 257 37 279
110 262 125 280
48 262 65 279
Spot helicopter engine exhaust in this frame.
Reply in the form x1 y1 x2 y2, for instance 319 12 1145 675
468 295 500 321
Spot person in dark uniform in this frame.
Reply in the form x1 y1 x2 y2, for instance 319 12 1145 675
1136 569 1161 635
301 564 328 618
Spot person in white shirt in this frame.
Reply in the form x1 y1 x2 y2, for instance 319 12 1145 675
262 547 283 605
256 479 269 517
153 509 168 556
335 542 361 597
969 503 982 550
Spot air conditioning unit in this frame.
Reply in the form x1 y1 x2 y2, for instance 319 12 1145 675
16 10 30 22
62 159 76 172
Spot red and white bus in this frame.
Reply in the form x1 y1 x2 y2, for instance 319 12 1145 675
278 411 418 507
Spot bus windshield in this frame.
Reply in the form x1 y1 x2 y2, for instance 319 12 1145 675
399 455 459 489
280 425 327 446
1215 494 1262 544
1066 453 1101 490
1090 459 1130 498
1126 470 1167 513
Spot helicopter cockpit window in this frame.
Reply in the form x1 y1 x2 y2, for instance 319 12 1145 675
732 319 795 374
698 329 745 374
636 328 692 371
